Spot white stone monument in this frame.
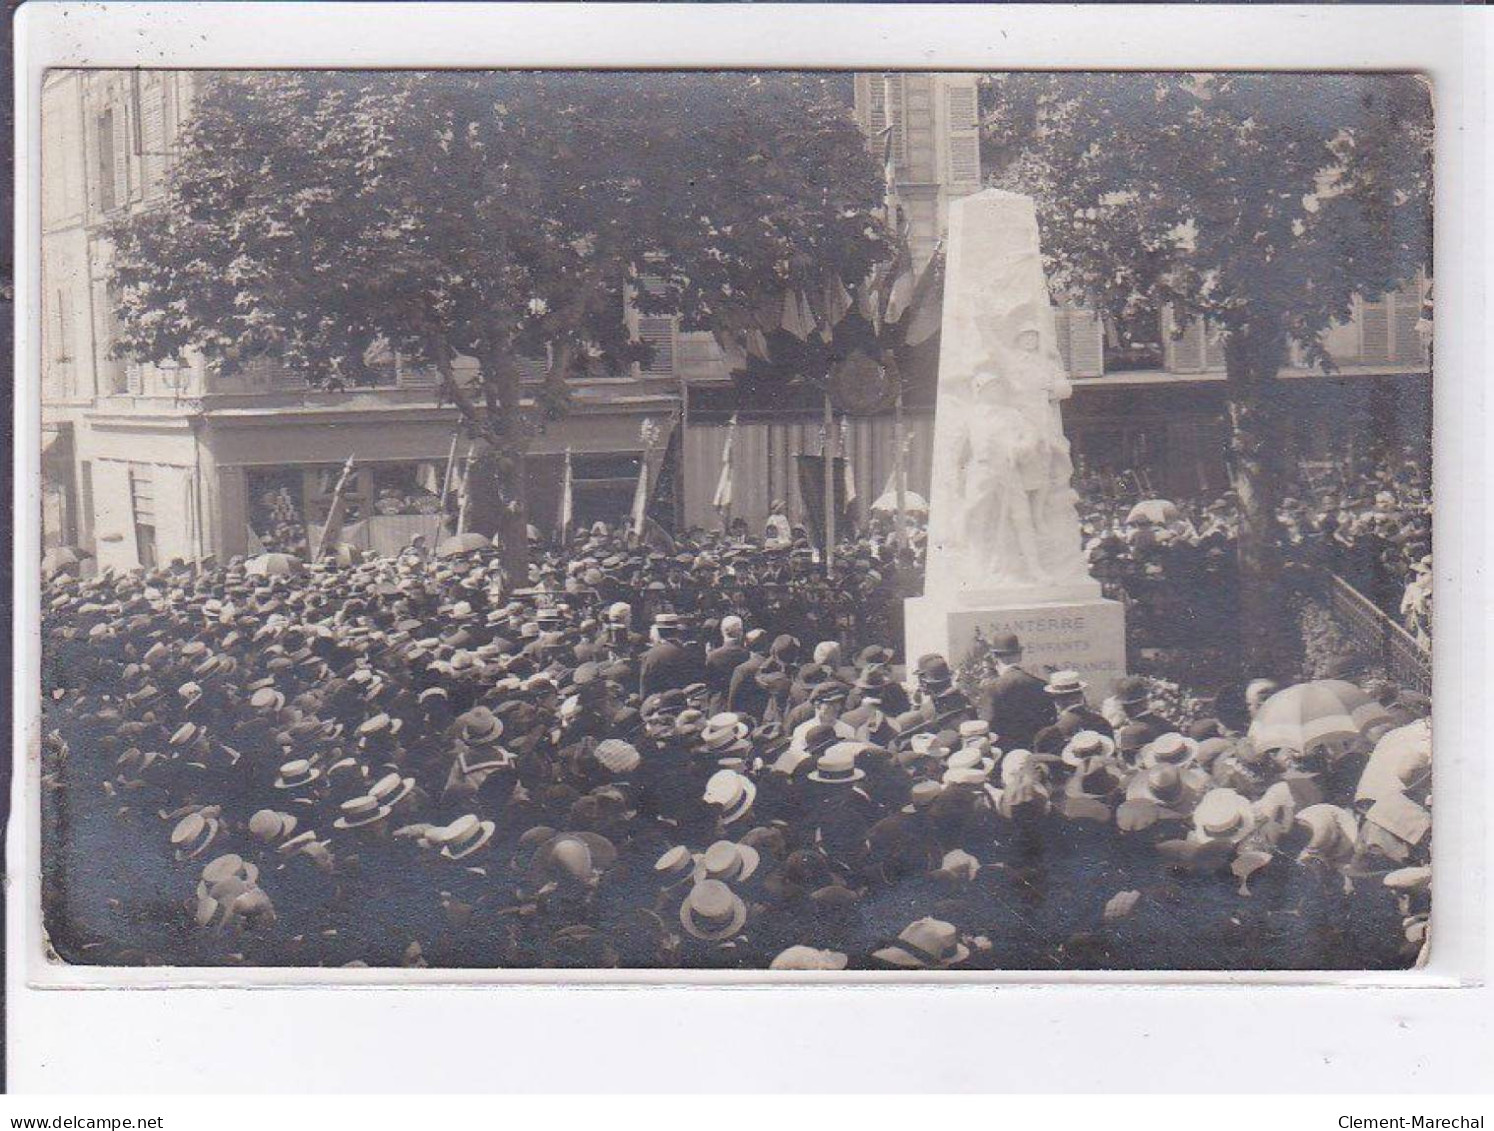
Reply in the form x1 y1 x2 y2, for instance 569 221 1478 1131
905 189 1125 705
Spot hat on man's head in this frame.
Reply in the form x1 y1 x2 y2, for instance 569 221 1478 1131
1114 675 1152 707
770 945 849 972
703 769 757 824
872 918 970 968
693 839 761 885
988 633 1022 657
1044 670 1088 697
916 657 953 687
809 682 850 707
679 879 747 942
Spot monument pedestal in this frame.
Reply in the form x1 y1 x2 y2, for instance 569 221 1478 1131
904 593 1126 709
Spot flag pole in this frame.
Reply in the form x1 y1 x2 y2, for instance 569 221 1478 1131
314 454 356 563
558 446 574 543
437 431 460 511
823 389 836 576
893 374 908 549
455 441 477 536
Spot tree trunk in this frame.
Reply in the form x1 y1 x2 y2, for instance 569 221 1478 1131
464 354 531 586
1224 323 1300 681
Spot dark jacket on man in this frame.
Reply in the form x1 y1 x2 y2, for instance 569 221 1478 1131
979 665 1056 749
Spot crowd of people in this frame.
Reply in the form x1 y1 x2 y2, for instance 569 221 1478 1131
40 512 1431 971
1076 449 1433 651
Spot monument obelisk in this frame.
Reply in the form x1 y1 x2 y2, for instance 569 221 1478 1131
905 189 1125 706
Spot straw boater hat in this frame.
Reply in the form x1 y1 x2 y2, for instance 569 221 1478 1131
692 839 761 885
872 917 970 969
1295 803 1359 865
902 780 944 814
679 878 748 942
699 712 752 758
1190 788 1258 844
247 808 298 843
332 793 393 831
432 813 496 861
170 810 221 860
770 945 849 971
526 831 617 885
702 769 757 825
251 685 286 713
368 771 417 809
1141 732 1200 770
653 845 696 887
593 738 642 776
456 707 504 746
1044 670 1089 697
808 744 866 785
1061 730 1116 768
957 719 997 754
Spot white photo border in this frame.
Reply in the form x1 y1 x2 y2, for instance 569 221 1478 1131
10 0 1490 1090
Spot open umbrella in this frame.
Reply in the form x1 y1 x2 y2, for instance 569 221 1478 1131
1248 680 1393 755
42 546 85 579
245 552 304 578
1126 499 1179 526
324 542 363 568
437 532 491 558
1355 719 1431 805
870 489 930 514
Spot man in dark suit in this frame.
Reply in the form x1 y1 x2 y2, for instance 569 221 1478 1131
703 615 751 712
1108 674 1177 745
638 612 700 700
1043 669 1113 740
976 633 1055 750
891 654 974 737
724 629 770 715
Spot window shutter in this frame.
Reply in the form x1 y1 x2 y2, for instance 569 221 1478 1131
54 289 73 362
947 135 981 186
112 104 130 209
946 85 980 183
129 465 155 524
141 81 166 195
946 83 978 130
1360 298 1390 363
638 316 677 376
1163 307 1208 373
883 74 907 169
1204 323 1227 370
864 73 888 135
518 356 546 383
1065 307 1105 377
96 110 117 213
1391 279 1426 366
1053 307 1073 373
399 355 439 389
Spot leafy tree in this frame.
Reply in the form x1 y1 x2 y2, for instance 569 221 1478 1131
981 72 1432 672
108 71 892 575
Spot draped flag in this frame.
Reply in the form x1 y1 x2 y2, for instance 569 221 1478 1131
630 451 651 538
558 447 574 541
713 415 738 518
841 421 859 512
646 417 683 536
795 454 854 550
314 454 357 562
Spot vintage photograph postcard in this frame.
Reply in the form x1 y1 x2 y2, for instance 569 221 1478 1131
36 67 1433 973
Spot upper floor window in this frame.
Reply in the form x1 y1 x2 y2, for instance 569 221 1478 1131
96 108 118 213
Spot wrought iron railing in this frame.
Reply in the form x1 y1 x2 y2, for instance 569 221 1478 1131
1329 573 1431 695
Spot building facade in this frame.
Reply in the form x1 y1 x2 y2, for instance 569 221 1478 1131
40 71 722 569
40 71 1431 566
